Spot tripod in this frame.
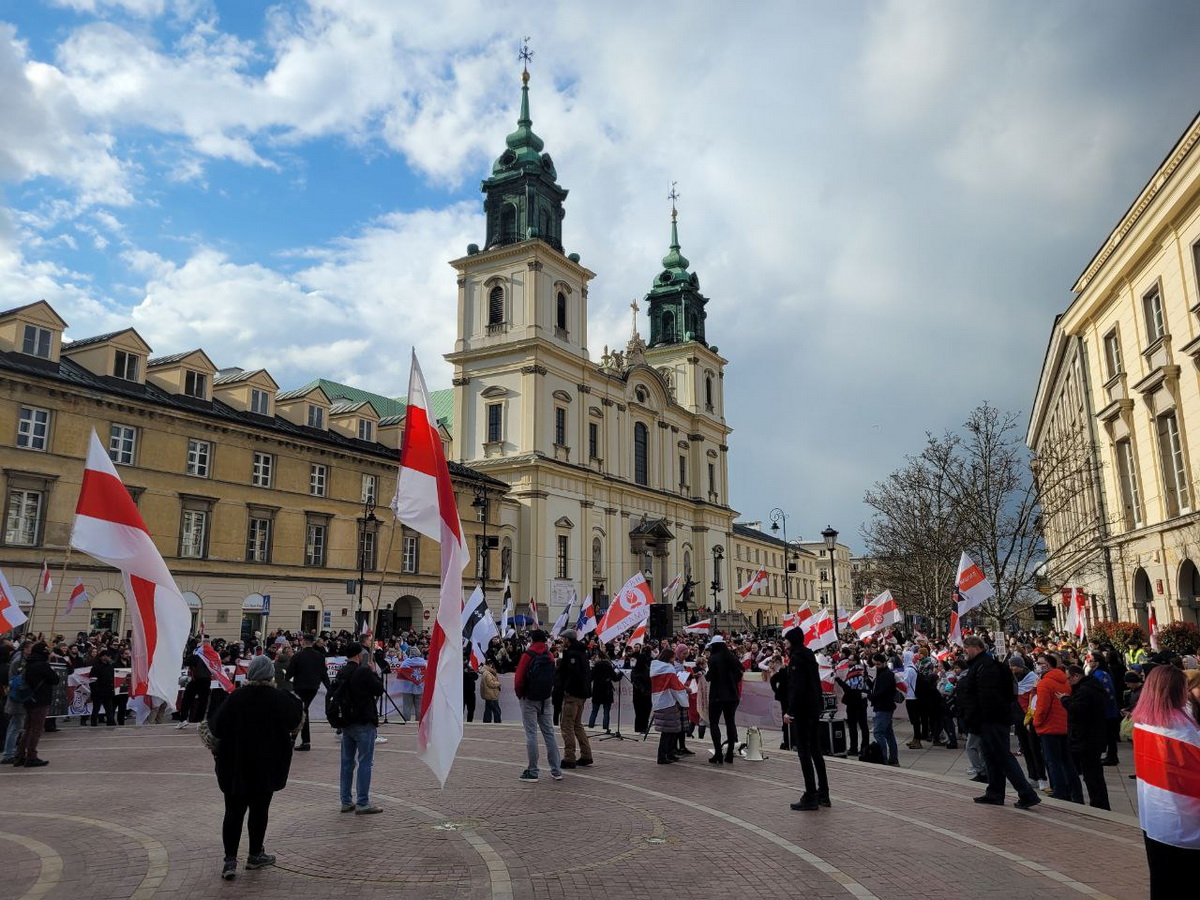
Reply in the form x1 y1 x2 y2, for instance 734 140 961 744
599 669 628 741
378 672 408 725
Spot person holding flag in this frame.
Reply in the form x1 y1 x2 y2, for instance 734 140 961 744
783 626 831 811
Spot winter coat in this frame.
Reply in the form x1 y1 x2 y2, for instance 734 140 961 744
286 647 331 691
785 644 824 721
956 652 1015 733
590 658 617 706
337 660 384 727
1062 674 1108 755
867 666 897 712
1033 667 1071 735
23 649 59 709
556 641 591 700
89 658 116 698
705 646 743 703
480 666 501 701
209 682 303 796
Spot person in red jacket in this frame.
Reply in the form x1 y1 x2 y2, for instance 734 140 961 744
1033 653 1083 802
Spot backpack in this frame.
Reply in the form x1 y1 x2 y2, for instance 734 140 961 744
324 671 353 729
860 741 884 764
523 650 556 702
9 666 32 704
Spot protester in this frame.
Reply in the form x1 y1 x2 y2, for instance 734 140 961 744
208 655 303 880
867 652 899 765
1010 655 1046 789
285 634 329 751
480 659 502 723
2 641 31 764
334 642 385 813
177 650 211 729
783 628 830 810
651 646 689 765
463 652 478 723
1034 652 1083 803
631 644 652 734
1060 664 1111 810
705 635 742 764
588 648 616 732
514 629 562 782
556 629 593 769
14 641 58 768
1132 665 1200 898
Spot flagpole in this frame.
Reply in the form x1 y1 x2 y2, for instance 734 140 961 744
48 548 72 638
372 518 399 610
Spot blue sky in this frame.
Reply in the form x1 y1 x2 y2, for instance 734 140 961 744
4 1 1200 553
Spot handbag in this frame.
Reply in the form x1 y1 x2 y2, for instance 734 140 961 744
1119 715 1134 742
197 720 220 756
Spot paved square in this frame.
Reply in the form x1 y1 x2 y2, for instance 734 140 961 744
1 720 1150 899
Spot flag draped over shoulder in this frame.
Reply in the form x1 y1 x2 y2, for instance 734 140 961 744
198 644 235 692
71 431 190 708
391 351 469 788
596 572 653 643
0 568 29 633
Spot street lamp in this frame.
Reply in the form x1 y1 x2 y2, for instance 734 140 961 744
769 508 792 616
471 485 490 591
357 498 379 635
710 545 724 613
822 525 839 638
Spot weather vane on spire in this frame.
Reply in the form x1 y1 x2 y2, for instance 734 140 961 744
668 182 680 221
519 37 534 82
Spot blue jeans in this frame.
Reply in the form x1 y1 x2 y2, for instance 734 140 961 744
3 707 25 759
588 702 611 730
520 698 561 777
1039 732 1083 803
340 724 377 807
872 709 898 763
483 699 502 723
977 722 1037 803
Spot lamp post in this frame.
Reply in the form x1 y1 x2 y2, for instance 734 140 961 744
471 485 490 592
710 545 724 613
822 525 839 638
356 498 379 635
769 508 791 616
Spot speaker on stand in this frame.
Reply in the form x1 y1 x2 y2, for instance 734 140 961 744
649 604 673 641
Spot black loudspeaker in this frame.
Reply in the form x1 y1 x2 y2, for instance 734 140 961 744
376 609 394 641
648 604 673 640
818 718 848 758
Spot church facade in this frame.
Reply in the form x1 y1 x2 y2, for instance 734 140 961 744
446 68 738 620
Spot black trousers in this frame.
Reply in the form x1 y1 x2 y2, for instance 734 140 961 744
223 792 274 859
792 716 828 797
1145 833 1200 899
905 699 925 740
90 694 116 726
777 700 791 749
182 680 209 723
464 692 476 723
709 700 739 756
295 688 318 745
1104 718 1120 761
844 702 869 753
1071 748 1110 810
633 693 652 734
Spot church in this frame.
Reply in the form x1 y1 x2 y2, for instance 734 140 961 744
446 63 738 622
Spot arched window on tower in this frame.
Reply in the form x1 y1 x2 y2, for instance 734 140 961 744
500 204 517 243
556 291 568 336
662 311 676 343
539 208 550 239
634 422 649 486
488 285 505 329
705 375 714 411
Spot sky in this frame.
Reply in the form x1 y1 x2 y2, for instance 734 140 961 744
3 0 1200 553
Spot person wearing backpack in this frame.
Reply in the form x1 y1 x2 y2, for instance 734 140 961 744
513 629 563 782
329 642 384 814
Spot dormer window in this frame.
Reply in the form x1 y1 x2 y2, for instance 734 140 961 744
184 370 207 399
308 405 324 428
22 325 51 359
250 389 270 415
113 350 139 381
358 420 374 442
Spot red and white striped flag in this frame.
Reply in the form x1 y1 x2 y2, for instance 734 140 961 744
663 572 684 601
597 572 653 642
1065 586 1088 640
948 604 963 645
936 646 956 662
528 596 540 627
628 621 646 647
1134 720 1200 849
197 644 235 692
848 590 902 640
39 560 53 594
66 580 88 615
1148 606 1160 652
0 568 29 633
577 594 598 637
955 553 994 616
683 618 712 635
71 430 191 709
737 568 768 598
650 658 689 711
391 351 469 788
782 605 814 635
803 609 837 651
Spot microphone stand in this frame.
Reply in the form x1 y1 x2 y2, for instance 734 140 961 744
599 668 628 741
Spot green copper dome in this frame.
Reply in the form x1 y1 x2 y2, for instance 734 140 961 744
646 207 708 348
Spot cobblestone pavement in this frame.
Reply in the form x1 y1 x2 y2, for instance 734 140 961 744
1 720 1149 900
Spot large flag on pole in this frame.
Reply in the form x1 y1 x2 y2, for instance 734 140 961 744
0 568 29 633
550 590 575 639
803 608 837 651
66 580 89 615
948 605 963 646
462 586 498 670
848 590 902 640
737 568 768 598
628 620 647 647
683 618 712 635
528 595 540 627
500 580 515 637
663 572 684 601
596 572 654 643
1065 586 1088 641
1149 605 1160 652
71 431 190 709
955 553 995 616
782 605 814 636
577 594 598 637
391 351 470 788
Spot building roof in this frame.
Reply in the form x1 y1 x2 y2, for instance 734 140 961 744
733 522 817 555
62 330 126 350
301 378 455 427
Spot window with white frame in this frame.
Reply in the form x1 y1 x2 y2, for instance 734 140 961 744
247 516 272 563
554 407 567 446
361 474 377 504
250 389 270 415
305 519 328 567
358 420 373 442
1143 286 1165 343
22 325 51 359
310 463 327 497
1157 412 1190 515
307 405 324 428
109 424 136 465
184 370 207 399
113 350 139 381
4 488 43 546
252 452 273 488
486 403 503 443
179 509 208 559
186 439 211 477
360 528 377 571
401 532 419 574
556 534 569 579
17 407 50 451
1103 329 1123 379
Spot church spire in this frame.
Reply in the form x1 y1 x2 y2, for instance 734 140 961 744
646 184 708 348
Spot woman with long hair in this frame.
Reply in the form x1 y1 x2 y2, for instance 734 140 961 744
1132 665 1200 897
650 646 689 765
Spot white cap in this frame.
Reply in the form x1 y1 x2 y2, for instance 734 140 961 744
707 635 725 647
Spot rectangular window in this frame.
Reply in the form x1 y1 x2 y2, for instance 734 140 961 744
22 324 51 358
1103 330 1123 379
247 517 272 563
362 474 377 504
1143 286 1165 343
307 405 324 428
402 533 419 574
310 463 327 497
358 420 373 442
359 529 377 572
252 452 273 488
708 462 716 494
113 350 139 381
109 424 136 465
186 439 211 477
250 389 270 415
588 422 599 459
180 509 208 559
679 455 687 489
4 489 43 546
184 370 207 399
305 522 327 567
556 534 569 579
486 403 503 443
1157 412 1190 515
554 407 566 446
17 407 50 451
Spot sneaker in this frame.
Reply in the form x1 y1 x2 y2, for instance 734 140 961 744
1037 779 1049 790
518 769 539 782
973 795 1005 805
340 803 355 813
577 757 595 766
790 794 820 811
1015 795 1042 811
245 853 276 869
23 759 49 768
374 736 388 744
550 771 564 781
221 858 237 880
295 743 311 751
355 805 383 815
175 721 190 730
560 760 577 769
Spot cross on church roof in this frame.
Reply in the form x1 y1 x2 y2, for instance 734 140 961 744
630 297 639 334
519 37 534 76
668 182 680 221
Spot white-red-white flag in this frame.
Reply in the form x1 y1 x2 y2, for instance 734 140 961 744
737 568 768 598
197 644 235 692
71 431 190 709
597 572 654 642
392 351 469 788
628 621 647 647
528 596 540 627
663 572 684 601
0 568 29 633
1133 720 1200 849
848 590 901 639
948 605 963 646
66 580 89 615
1149 605 1160 652
683 618 712 635
803 609 837 651
39 560 53 594
955 553 995 615
1065 587 1088 641
782 605 814 636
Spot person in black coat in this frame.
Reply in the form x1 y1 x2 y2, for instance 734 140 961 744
463 652 478 723
588 650 618 732
555 630 593 767
631 645 653 734
285 634 330 750
88 649 117 727
783 629 830 810
178 651 212 728
209 654 302 879
15 642 58 767
769 663 791 750
1061 665 1110 810
705 636 743 764
866 653 899 765
835 652 870 757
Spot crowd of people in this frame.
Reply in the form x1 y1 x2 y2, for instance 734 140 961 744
2 620 1198 890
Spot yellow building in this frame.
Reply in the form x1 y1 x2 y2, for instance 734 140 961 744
729 522 819 628
1029 111 1200 627
0 300 513 640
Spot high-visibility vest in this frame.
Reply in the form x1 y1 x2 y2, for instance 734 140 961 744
1125 647 1148 666
1134 718 1200 849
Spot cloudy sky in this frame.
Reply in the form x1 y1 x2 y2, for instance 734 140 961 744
4 1 1200 551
